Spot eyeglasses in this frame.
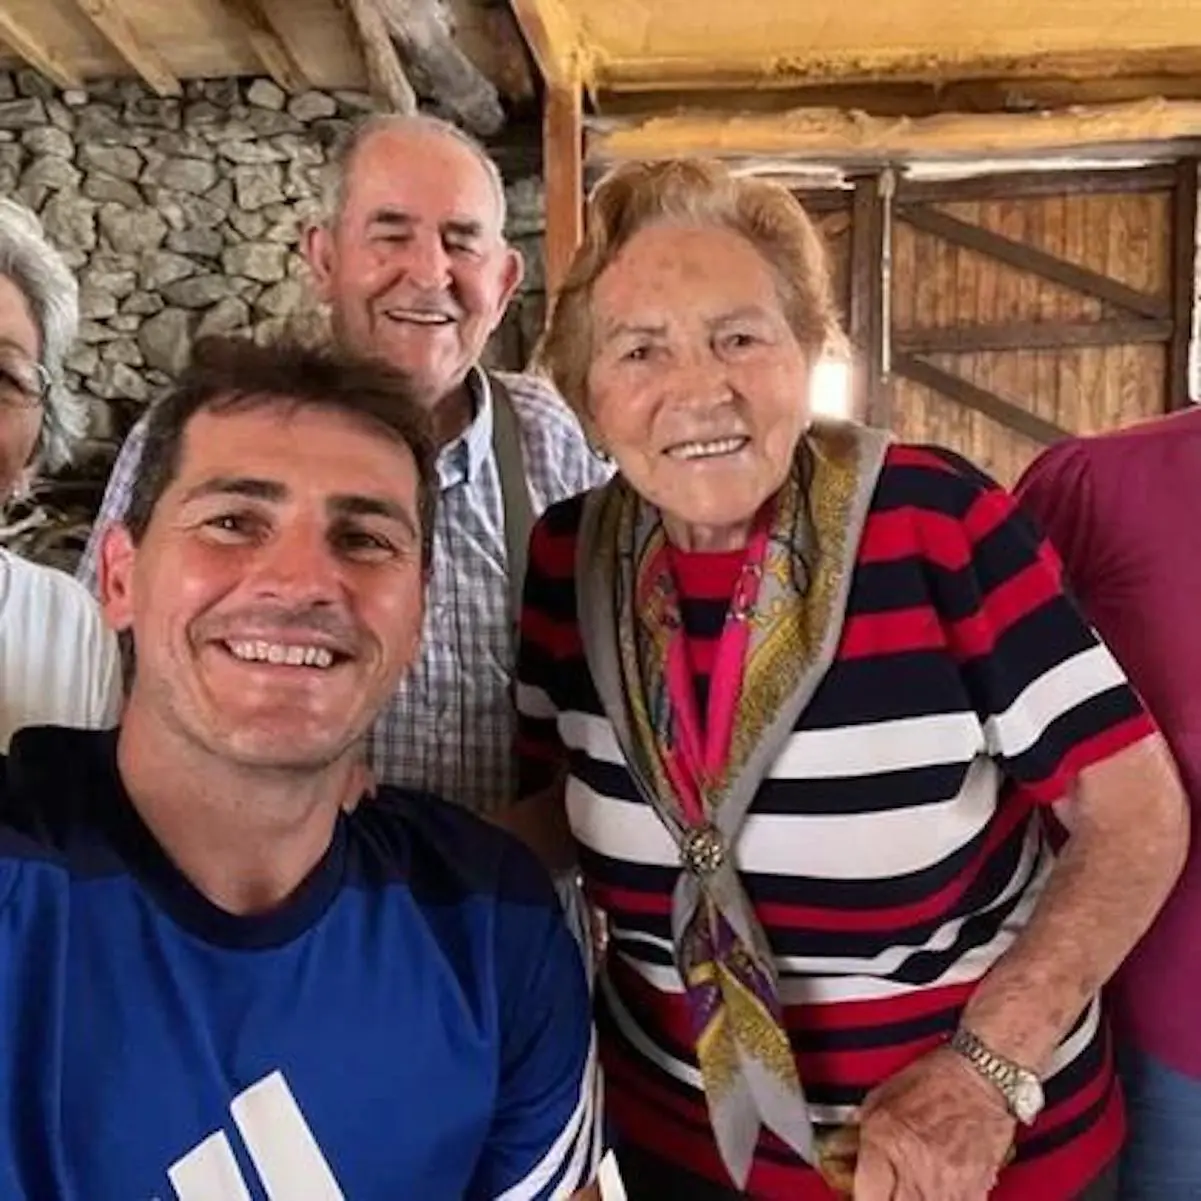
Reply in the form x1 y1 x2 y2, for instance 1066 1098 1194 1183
0 358 50 411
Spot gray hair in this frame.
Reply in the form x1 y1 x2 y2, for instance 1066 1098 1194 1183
0 198 86 471
321 112 508 234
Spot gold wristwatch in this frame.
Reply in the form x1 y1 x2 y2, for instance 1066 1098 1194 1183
949 1026 1045 1125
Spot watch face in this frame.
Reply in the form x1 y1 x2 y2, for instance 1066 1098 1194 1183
1012 1075 1045 1125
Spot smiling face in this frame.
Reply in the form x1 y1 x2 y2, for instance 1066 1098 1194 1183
305 125 523 411
0 273 44 500
100 401 426 772
586 222 814 550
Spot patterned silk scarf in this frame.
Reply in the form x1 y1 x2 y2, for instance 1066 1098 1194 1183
576 421 891 1189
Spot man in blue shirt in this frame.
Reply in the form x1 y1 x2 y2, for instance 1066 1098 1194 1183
0 335 606 1200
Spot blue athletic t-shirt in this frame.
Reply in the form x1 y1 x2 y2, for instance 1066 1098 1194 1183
0 727 601 1200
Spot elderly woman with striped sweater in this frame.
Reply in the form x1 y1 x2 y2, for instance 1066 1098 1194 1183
505 159 1187 1201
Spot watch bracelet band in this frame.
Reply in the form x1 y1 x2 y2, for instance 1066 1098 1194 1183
949 1026 1023 1108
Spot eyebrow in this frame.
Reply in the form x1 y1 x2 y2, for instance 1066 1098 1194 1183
442 218 484 240
366 208 415 230
180 476 421 542
599 305 775 344
710 305 772 327
180 476 285 505
328 494 421 545
366 208 486 241
599 321 668 345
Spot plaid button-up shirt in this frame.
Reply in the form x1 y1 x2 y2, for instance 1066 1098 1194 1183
78 368 611 815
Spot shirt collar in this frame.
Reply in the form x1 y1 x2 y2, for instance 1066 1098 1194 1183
436 366 494 492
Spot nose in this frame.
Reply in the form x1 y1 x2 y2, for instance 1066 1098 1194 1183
666 349 736 413
241 519 345 610
399 231 452 293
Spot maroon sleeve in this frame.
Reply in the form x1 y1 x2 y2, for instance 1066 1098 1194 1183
1013 439 1105 605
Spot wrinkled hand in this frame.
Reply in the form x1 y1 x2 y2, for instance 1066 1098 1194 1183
853 1048 1015 1201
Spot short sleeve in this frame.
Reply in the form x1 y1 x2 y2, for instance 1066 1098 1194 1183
919 449 1155 804
467 844 604 1200
513 504 583 799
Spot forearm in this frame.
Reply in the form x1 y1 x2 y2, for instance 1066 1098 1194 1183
961 735 1188 1072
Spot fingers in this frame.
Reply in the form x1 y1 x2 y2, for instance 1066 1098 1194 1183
853 1140 897 1201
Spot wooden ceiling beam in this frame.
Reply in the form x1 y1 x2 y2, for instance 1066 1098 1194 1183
218 0 311 93
593 45 1201 95
70 0 180 97
441 0 535 104
341 0 417 113
588 99 1201 166
597 74 1201 122
509 0 587 92
0 10 82 91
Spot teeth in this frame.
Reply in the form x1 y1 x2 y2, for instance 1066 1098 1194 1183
389 310 451 325
225 641 336 669
668 437 747 461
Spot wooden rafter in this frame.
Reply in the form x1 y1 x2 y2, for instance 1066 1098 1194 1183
219 0 311 93
376 0 503 135
594 46 1201 96
596 75 1201 124
587 99 1201 166
442 0 535 104
0 10 81 91
895 205 1171 320
341 0 417 113
70 0 180 97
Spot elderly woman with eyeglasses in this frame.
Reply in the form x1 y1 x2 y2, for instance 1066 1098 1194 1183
506 160 1189 1201
0 198 120 748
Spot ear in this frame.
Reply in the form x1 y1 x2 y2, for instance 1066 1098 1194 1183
9 463 34 502
490 244 525 331
301 221 337 305
98 523 138 634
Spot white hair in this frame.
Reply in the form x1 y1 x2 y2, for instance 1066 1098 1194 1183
0 197 86 471
322 112 508 233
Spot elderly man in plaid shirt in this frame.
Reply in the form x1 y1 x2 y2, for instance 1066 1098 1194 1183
79 112 610 820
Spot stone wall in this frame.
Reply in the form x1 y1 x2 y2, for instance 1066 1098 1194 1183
0 69 546 565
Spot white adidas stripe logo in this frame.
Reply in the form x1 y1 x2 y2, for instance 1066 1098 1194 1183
166 1071 345 1201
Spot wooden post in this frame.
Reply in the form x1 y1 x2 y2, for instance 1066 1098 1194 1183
849 174 887 426
543 81 583 303
1167 157 1198 411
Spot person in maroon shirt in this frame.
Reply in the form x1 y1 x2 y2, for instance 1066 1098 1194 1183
1016 408 1201 1201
